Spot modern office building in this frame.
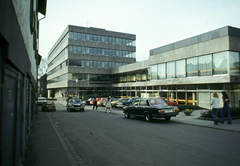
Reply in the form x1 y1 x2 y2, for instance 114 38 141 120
48 25 240 109
47 25 136 98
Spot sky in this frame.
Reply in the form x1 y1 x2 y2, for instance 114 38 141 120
39 0 240 62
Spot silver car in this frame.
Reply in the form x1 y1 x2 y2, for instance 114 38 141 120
66 99 85 112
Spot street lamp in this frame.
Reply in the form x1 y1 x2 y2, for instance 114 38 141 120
76 79 78 99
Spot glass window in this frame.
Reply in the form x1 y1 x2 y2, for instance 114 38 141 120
77 46 82 54
73 46 77 53
116 38 119 44
69 45 73 52
90 48 94 54
105 49 108 56
150 65 158 80
94 61 97 68
158 63 166 79
213 52 227 75
69 32 73 39
73 32 78 40
77 33 81 40
105 36 108 43
89 61 93 67
119 38 122 45
101 61 104 68
105 62 108 68
167 62 175 78
89 34 94 41
86 47 90 54
112 62 116 68
94 48 98 55
101 36 105 42
97 48 101 55
112 37 116 44
94 35 98 41
199 55 212 76
82 33 86 40
187 57 198 77
101 49 105 55
82 47 86 54
229 51 240 75
86 60 89 67
97 61 101 68
176 60 185 78
86 34 89 41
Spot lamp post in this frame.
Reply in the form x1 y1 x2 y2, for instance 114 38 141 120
76 79 78 99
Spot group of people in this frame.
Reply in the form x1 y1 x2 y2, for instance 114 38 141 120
92 96 112 113
210 91 232 125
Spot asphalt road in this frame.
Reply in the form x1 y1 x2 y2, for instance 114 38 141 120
48 103 240 166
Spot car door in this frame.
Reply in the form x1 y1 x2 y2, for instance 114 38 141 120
127 100 139 114
137 100 148 116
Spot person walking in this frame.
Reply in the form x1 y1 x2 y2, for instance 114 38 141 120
105 97 112 113
93 97 98 110
210 92 220 125
219 91 232 124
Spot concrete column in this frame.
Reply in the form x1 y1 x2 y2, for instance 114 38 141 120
193 92 196 106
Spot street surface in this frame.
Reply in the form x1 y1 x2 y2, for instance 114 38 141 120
45 102 240 166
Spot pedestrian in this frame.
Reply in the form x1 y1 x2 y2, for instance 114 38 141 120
219 91 232 124
93 97 98 110
210 92 220 125
105 97 112 113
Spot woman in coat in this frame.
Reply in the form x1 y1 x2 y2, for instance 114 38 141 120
210 92 220 125
219 91 232 124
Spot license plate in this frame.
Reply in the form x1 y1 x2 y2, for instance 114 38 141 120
165 110 173 113
75 108 80 110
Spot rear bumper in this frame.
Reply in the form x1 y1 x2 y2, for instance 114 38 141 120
152 112 179 118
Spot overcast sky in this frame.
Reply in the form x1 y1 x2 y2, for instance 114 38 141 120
39 0 240 62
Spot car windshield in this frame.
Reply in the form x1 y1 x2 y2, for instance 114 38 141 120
128 98 134 102
148 99 168 106
69 99 82 103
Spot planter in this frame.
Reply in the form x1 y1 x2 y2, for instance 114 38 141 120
184 109 193 116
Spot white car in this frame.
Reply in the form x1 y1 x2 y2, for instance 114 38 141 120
38 97 47 105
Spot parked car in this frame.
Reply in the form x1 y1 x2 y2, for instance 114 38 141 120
159 97 177 106
111 98 125 108
86 98 94 105
38 97 47 105
66 99 85 112
122 97 140 107
98 98 108 106
42 101 56 112
123 98 179 122
116 98 130 108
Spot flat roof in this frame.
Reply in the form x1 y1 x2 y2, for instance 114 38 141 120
150 26 240 56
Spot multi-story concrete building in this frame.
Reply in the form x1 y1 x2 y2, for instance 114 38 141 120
0 0 47 165
48 25 240 109
47 25 136 98
111 26 240 109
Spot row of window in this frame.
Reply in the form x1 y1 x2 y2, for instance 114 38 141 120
48 59 129 77
69 32 135 46
69 59 129 69
150 51 240 79
69 45 136 58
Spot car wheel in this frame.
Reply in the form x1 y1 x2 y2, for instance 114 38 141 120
165 116 171 121
124 111 130 118
145 113 152 122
